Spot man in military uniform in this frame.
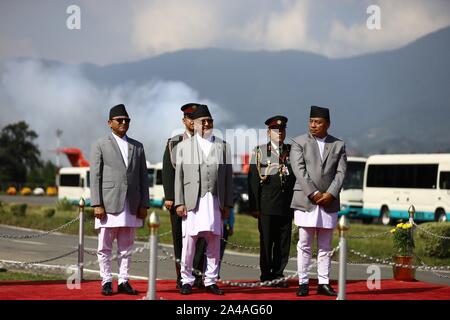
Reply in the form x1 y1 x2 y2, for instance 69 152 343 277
162 103 206 289
248 115 296 287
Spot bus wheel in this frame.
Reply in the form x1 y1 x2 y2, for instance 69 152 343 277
435 209 447 223
362 218 373 224
380 206 391 226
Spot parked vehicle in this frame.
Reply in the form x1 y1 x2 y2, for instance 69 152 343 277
57 161 157 207
57 166 91 205
339 157 369 222
148 162 164 208
361 154 450 225
233 173 250 214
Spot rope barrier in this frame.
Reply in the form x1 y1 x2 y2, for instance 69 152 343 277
0 216 80 239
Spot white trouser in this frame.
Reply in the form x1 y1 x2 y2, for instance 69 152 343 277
297 227 334 285
181 231 220 287
97 227 136 286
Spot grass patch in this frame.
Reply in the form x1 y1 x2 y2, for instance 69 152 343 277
0 268 66 281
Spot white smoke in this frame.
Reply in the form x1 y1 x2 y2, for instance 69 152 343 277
0 59 233 166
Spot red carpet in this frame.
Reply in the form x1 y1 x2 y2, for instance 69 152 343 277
0 279 449 300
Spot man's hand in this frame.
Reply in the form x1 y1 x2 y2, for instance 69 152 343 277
176 205 187 217
250 211 260 219
221 207 230 220
228 227 234 236
137 207 148 219
164 200 174 211
310 192 323 205
316 192 335 207
94 206 106 220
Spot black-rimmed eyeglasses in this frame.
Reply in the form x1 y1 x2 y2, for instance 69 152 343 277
111 118 131 124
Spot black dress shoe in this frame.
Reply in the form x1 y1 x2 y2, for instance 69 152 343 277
193 277 205 289
205 284 224 295
296 284 309 296
180 284 192 295
118 281 138 295
101 282 113 296
317 284 337 296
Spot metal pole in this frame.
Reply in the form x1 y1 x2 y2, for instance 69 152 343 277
408 205 415 257
337 215 349 300
147 211 160 300
77 197 85 282
56 129 62 168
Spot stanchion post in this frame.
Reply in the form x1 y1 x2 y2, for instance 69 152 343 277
337 215 349 300
408 205 415 224
408 205 415 257
78 197 85 282
147 211 160 300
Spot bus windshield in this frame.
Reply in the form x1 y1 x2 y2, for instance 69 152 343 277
147 168 162 187
343 162 365 190
148 169 155 187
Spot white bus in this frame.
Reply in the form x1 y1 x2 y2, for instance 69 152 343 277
361 154 450 225
147 162 165 208
57 161 158 207
339 157 368 221
57 167 91 205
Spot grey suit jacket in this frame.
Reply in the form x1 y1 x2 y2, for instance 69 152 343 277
290 132 347 213
90 134 149 214
174 136 233 211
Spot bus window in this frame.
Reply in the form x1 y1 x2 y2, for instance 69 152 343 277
156 169 163 185
343 161 365 190
440 172 450 189
86 171 90 187
367 164 438 189
60 174 81 187
148 168 155 187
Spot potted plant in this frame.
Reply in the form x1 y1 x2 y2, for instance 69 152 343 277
390 222 415 281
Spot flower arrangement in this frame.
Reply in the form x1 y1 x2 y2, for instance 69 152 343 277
390 222 415 256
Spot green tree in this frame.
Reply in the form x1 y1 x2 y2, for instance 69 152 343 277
27 160 57 187
0 121 41 183
28 160 57 187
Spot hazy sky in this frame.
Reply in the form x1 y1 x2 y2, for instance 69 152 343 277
1 0 450 165
1 0 450 65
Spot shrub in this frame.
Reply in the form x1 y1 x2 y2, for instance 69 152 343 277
6 187 17 195
10 203 27 217
56 198 74 211
46 186 58 196
84 207 95 220
417 222 450 258
20 187 32 196
42 207 56 218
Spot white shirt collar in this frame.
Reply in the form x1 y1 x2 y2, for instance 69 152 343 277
314 135 327 142
112 132 127 142
271 141 286 154
196 133 214 143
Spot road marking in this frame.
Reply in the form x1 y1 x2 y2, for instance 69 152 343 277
9 239 45 246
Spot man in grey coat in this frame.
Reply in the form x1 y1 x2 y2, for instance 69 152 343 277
174 104 233 295
90 104 149 296
290 106 347 297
